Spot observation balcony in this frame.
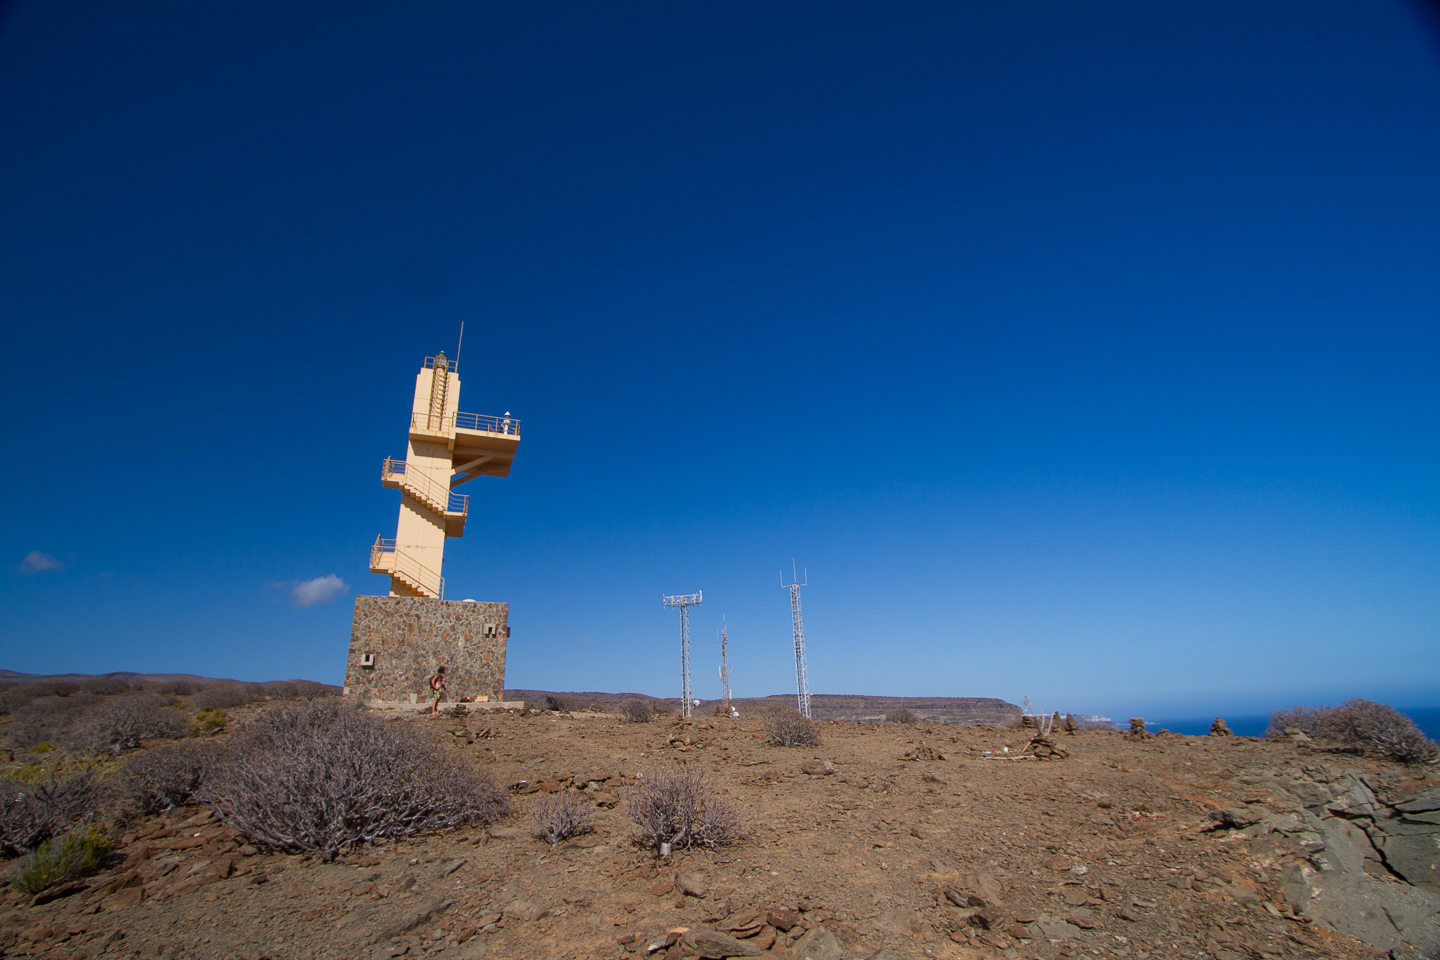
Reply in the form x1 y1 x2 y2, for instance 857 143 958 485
380 458 468 537
369 536 444 599
408 411 520 480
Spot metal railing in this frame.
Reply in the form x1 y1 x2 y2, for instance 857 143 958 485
370 536 445 599
423 355 457 374
409 411 520 437
380 459 468 517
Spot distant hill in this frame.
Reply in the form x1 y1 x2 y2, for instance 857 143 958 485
0 669 328 688
506 689 1021 725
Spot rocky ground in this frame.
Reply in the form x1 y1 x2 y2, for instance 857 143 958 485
3 708 1438 960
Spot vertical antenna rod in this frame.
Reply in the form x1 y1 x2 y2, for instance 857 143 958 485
783 561 811 719
719 619 732 715
662 591 703 719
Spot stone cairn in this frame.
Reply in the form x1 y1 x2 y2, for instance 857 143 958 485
1210 717 1234 737
1128 717 1147 739
1063 713 1078 735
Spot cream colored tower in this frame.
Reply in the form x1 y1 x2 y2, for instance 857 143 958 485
369 353 520 598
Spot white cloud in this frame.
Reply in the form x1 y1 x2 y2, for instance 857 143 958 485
17 551 63 574
292 574 349 607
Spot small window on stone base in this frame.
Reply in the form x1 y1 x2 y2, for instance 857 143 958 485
360 653 376 668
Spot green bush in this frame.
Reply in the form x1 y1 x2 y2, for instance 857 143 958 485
194 706 228 733
11 825 114 893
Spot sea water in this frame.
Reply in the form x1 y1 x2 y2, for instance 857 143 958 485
1145 707 1440 742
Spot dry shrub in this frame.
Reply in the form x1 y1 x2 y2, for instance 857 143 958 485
264 681 298 700
292 680 332 700
202 700 508 859
886 708 917 725
530 792 594 846
194 685 251 709
625 767 740 856
0 773 100 855
1269 699 1438 764
31 682 81 698
11 825 114 893
79 678 130 696
121 740 219 814
765 709 821 747
4 695 103 749
63 695 189 754
544 694 577 712
620 699 654 723
0 687 37 715
156 681 194 696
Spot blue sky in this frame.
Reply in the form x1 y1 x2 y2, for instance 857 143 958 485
2 1 1438 722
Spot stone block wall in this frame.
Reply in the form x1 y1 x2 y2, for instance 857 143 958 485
344 596 507 703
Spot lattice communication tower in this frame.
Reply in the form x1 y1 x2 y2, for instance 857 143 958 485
718 619 732 713
783 561 811 718
663 591 702 719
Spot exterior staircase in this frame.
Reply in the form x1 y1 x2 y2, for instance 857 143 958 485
381 458 467 538
369 537 444 599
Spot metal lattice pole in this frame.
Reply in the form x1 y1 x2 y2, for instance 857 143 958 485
784 563 811 719
662 592 702 719
719 622 732 713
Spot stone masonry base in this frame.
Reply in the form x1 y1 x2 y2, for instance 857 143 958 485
343 596 507 704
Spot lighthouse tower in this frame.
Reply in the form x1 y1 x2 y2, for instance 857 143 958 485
344 352 520 706
369 352 520 598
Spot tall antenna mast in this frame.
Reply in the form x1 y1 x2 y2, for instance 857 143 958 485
662 591 703 719
455 321 465 370
783 560 811 718
718 619 732 714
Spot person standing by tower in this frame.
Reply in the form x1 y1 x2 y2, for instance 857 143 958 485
429 665 447 717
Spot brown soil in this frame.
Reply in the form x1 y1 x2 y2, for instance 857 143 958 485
1 710 1416 960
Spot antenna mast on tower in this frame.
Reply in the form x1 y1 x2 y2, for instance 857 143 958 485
662 591 702 719
718 619 732 714
783 561 811 718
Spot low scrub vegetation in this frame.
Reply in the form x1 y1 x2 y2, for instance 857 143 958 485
10 825 113 894
79 677 131 696
530 792 594 846
1268 699 1438 765
193 685 249 709
765 709 822 747
202 700 507 859
193 706 228 734
886 708 917 724
0 772 100 855
619 699 654 723
64 695 189 754
120 740 219 814
625 767 740 856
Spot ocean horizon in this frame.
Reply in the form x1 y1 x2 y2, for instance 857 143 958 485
1143 706 1440 741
